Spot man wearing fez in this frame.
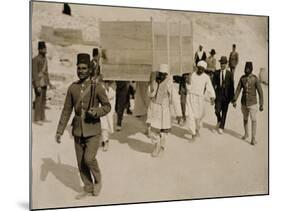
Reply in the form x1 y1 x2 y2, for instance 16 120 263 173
229 44 239 75
55 53 111 199
212 56 234 134
232 62 263 146
32 41 54 125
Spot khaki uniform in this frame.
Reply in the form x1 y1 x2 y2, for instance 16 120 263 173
32 54 50 121
233 73 264 143
56 78 111 192
234 74 263 107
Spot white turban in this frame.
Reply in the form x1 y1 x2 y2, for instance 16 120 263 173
159 64 169 74
197 60 207 70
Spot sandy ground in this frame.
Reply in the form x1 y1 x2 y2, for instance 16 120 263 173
31 84 268 210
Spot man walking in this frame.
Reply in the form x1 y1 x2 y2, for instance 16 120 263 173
115 81 129 131
32 41 54 125
149 64 181 157
212 56 234 134
187 61 215 140
229 44 239 75
55 53 111 199
178 73 190 124
232 62 263 145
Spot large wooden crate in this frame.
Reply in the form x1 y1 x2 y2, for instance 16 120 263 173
100 19 193 81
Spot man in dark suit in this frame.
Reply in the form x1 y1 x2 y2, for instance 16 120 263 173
212 56 234 134
32 41 54 125
55 53 111 199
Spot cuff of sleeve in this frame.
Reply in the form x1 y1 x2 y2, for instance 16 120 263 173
56 131 63 136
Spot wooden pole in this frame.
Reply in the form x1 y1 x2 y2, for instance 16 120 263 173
97 18 102 74
151 17 155 72
179 21 183 75
190 20 194 72
166 18 170 70
97 18 101 47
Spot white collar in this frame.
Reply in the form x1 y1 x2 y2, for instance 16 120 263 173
221 68 227 74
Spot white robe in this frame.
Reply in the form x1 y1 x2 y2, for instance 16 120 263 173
186 72 215 134
100 85 116 134
149 77 180 130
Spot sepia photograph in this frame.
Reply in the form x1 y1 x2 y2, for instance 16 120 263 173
30 1 269 210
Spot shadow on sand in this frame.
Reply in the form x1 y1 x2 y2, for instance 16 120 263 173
203 122 251 144
40 157 83 193
111 115 154 154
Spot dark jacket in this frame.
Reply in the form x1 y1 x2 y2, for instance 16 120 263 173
173 75 187 95
32 54 50 88
233 74 263 107
56 78 111 137
194 51 207 65
212 69 234 103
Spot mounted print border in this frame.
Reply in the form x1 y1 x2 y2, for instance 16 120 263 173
30 0 269 210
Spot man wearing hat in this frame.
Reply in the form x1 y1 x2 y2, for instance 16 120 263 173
212 56 234 134
149 64 180 157
55 53 111 199
229 44 239 75
187 61 215 140
32 41 54 125
232 62 263 145
206 49 217 79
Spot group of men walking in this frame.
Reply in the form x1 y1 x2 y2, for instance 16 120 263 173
32 40 265 199
176 44 263 144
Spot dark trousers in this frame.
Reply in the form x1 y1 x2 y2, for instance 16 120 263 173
74 135 101 193
126 84 134 111
215 97 230 129
115 86 128 126
34 86 47 121
180 93 187 119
